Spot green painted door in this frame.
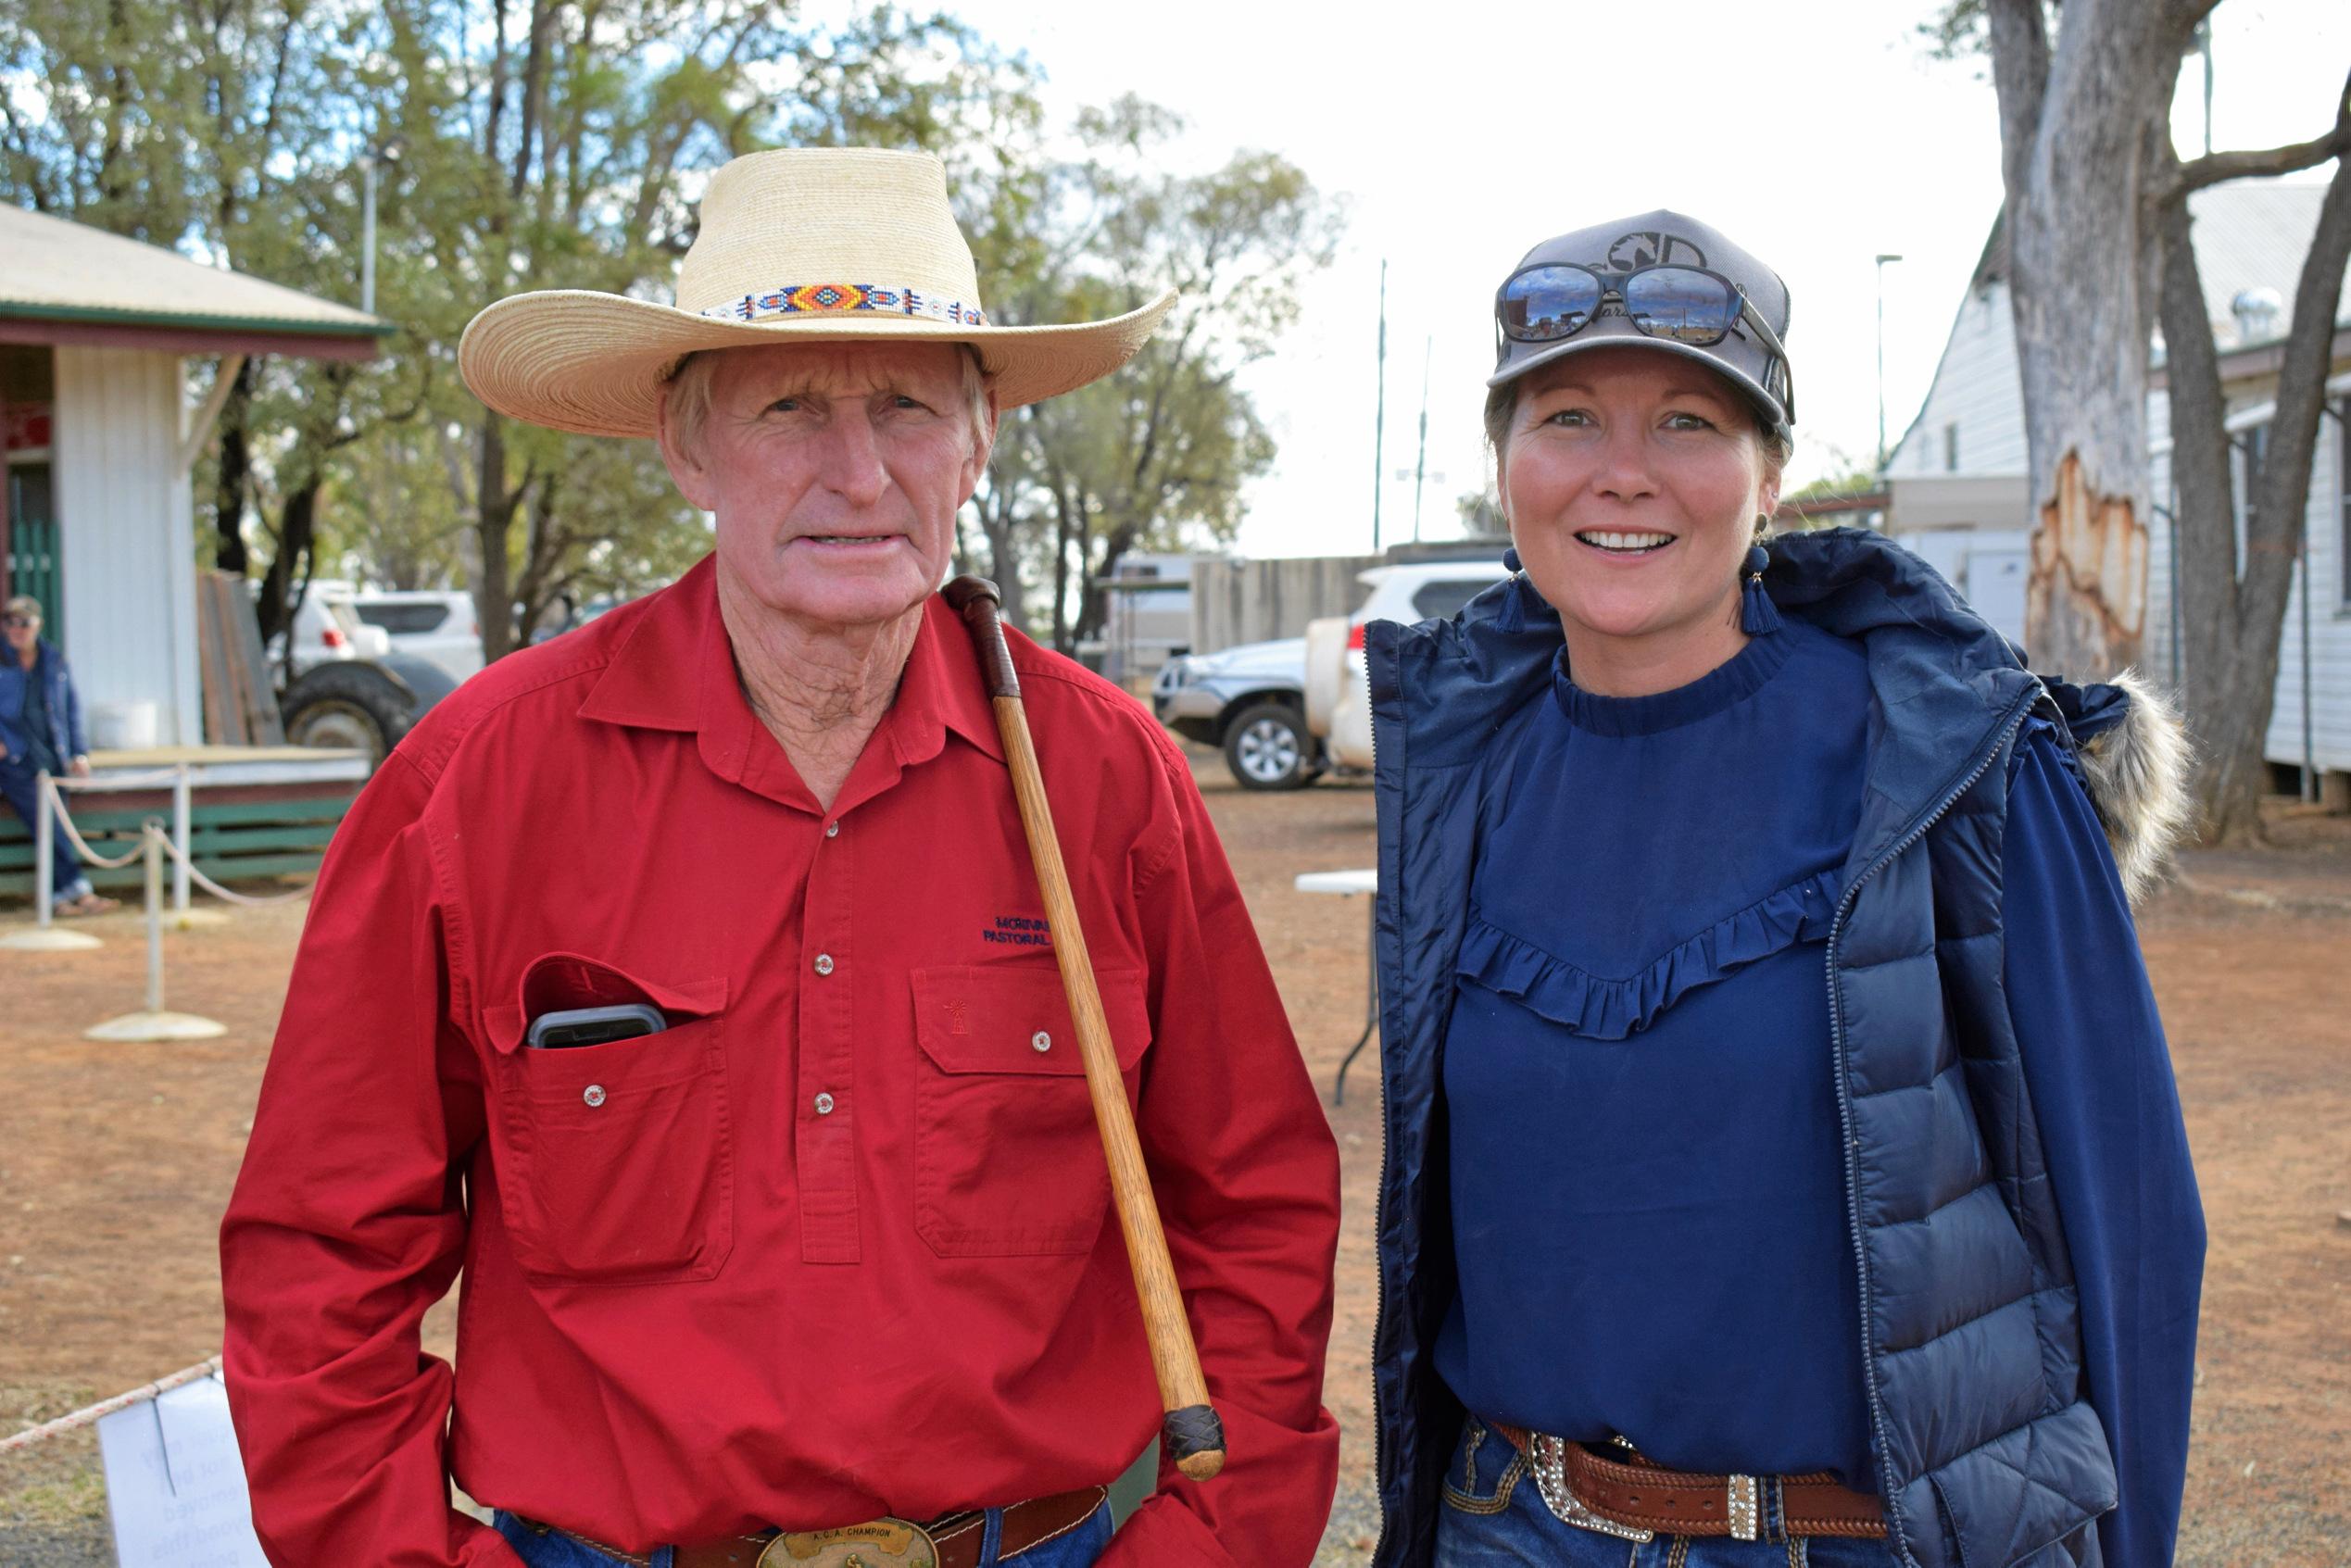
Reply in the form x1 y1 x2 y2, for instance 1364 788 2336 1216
6 462 60 638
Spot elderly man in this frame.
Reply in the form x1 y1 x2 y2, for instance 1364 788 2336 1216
220 148 1340 1568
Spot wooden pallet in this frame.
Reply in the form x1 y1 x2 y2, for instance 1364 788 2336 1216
195 571 286 746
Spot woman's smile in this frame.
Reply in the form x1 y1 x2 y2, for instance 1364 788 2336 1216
1573 529 1678 556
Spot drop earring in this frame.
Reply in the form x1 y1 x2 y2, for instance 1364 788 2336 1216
1740 518 1782 636
1495 544 1547 634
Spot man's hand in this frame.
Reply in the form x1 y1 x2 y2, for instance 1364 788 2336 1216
69 755 91 779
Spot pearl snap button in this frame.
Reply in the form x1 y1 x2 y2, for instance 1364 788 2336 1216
814 1092 836 1115
814 954 835 975
583 1085 607 1108
1032 1031 1051 1052
824 822 839 838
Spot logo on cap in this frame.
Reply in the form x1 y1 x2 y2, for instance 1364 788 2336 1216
1604 231 1707 271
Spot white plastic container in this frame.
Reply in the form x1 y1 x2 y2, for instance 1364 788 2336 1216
90 700 160 751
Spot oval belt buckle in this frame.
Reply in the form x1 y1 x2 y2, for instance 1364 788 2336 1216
759 1517 941 1568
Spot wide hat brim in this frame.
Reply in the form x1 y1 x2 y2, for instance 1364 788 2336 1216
459 285 1178 439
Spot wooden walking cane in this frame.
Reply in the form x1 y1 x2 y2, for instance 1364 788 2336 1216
942 575 1226 1483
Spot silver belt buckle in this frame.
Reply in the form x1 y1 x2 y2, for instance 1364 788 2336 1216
1528 1434 1654 1544
1728 1474 1761 1541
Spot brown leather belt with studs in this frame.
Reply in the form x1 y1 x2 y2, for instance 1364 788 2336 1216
1490 1423 1888 1542
516 1484 1109 1568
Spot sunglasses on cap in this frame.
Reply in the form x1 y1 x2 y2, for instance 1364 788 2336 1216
1495 262 1795 422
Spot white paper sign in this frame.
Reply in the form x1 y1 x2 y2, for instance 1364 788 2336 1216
96 1374 270 1568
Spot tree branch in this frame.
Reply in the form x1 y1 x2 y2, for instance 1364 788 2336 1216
1983 0 2050 206
2152 71 2351 208
2242 147 2351 664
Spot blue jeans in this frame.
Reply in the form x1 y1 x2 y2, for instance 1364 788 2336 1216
1434 1418 1899 1568
0 760 90 900
492 1495 1115 1568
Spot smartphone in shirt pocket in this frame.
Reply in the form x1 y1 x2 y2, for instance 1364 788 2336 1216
482 952 735 1286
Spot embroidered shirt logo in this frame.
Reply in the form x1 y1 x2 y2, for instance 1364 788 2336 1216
981 915 1051 948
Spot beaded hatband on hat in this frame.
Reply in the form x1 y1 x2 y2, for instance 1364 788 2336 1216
459 147 1178 438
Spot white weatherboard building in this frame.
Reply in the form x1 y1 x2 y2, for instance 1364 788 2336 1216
1884 182 2351 796
0 205 388 746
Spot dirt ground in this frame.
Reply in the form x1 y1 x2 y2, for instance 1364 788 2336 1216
2 757 2345 1565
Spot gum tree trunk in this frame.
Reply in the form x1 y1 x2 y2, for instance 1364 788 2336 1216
2162 149 2351 843
1986 0 2202 676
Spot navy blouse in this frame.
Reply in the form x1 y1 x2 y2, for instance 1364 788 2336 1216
1434 620 1880 1485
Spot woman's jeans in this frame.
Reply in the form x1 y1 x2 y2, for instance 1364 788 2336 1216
492 1496 1115 1568
0 760 90 899
1435 1417 1900 1568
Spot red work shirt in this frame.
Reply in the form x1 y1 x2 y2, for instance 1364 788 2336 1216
219 557 1340 1567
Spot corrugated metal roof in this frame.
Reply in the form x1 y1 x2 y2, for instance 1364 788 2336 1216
1964 179 2347 345
0 205 390 337
2182 180 2349 347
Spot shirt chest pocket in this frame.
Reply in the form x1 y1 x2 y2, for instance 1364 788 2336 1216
910 964 1151 1258
483 954 735 1286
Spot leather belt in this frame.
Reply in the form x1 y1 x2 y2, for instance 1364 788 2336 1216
522 1485 1110 1568
1490 1424 1887 1541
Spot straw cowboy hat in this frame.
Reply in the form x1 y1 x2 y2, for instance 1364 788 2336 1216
459 147 1177 438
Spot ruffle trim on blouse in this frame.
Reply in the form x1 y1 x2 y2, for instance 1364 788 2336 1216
1457 868 1844 1040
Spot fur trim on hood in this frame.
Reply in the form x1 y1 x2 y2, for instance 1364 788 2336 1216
2065 668 2194 906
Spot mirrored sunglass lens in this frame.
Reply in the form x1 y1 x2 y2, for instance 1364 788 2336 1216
1622 268 1739 344
1502 268 1603 342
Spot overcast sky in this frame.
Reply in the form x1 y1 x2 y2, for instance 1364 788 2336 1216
925 0 2351 560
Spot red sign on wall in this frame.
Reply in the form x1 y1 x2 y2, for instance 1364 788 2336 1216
5 403 53 452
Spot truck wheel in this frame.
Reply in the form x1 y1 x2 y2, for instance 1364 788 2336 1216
1223 702 1320 791
282 663 411 770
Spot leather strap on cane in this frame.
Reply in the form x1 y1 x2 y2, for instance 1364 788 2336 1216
942 577 1021 699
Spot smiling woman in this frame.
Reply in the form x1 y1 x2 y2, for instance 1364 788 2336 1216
1364 211 2203 1568
1498 345 1781 696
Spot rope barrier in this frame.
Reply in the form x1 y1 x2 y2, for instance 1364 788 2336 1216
152 827 309 908
0 1356 224 1453
53 768 189 792
39 774 310 907
38 775 148 870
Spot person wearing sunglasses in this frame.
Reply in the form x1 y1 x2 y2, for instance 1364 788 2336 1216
1361 213 2203 1567
1 595 115 915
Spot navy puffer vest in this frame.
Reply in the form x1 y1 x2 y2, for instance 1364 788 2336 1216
1365 529 2117 1568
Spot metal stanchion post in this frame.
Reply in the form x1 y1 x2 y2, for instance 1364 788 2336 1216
169 763 227 928
172 765 192 917
34 770 52 925
83 821 225 1042
4 773 103 952
143 823 164 1012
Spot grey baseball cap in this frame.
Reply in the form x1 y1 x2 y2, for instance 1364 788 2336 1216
1490 209 1794 438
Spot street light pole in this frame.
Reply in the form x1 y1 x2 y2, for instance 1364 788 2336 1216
1412 334 1431 545
359 135 405 317
1371 258 1389 555
360 155 379 316
1874 253 1903 472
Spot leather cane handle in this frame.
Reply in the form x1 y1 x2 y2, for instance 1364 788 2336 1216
942 574 1227 1483
942 577 1021 699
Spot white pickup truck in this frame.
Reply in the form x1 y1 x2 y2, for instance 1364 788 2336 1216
1153 558 1506 789
1303 559 1509 771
